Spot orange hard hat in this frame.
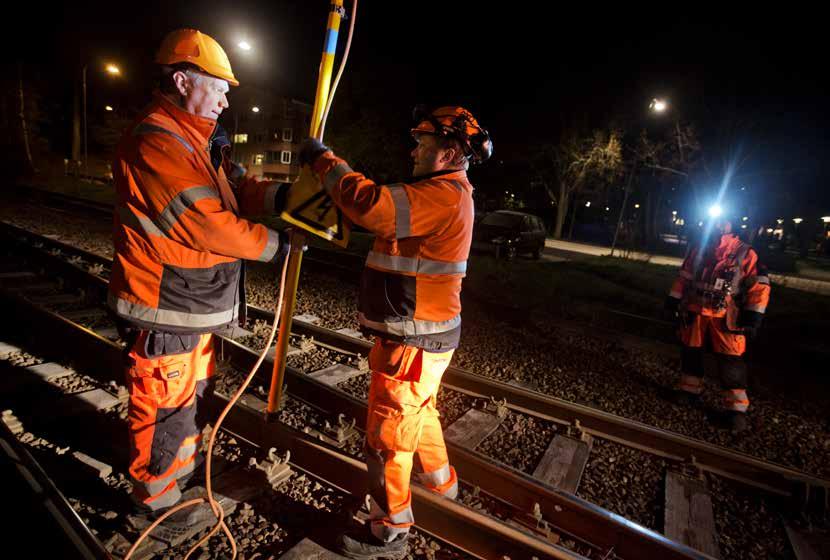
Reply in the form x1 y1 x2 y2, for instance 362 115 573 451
411 106 493 164
156 29 239 86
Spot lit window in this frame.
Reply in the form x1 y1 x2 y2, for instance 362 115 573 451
280 150 292 165
233 134 248 144
254 154 264 165
282 128 293 142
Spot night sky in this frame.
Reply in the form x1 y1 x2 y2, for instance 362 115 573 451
22 2 830 217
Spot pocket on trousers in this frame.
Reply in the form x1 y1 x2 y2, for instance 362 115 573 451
367 403 424 453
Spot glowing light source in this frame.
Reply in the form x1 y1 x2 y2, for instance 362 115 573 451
105 64 121 76
708 205 723 218
672 210 677 215
650 98 667 113
776 218 784 225
766 228 774 233
741 224 747 229
238 41 252 51
585 201 591 208
793 217 803 224
742 216 748 221
104 105 113 111
634 203 640 209
251 106 260 113
605 207 610 211
822 216 830 223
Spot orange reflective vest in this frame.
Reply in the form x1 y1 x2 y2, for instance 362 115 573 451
109 93 282 334
311 152 474 350
669 233 770 328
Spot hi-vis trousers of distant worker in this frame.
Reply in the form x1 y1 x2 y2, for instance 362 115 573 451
365 338 459 542
676 314 749 414
126 331 215 511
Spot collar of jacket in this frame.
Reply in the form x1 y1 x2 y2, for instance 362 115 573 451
152 91 218 152
411 169 469 183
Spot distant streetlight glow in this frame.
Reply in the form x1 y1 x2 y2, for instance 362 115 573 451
672 210 677 215
634 203 640 209
105 105 113 111
741 224 747 229
708 204 723 218
585 201 591 208
238 40 252 51
698 221 704 227
822 216 830 223
776 218 784 225
105 64 121 76
742 216 748 221
605 207 610 211
251 106 260 113
793 217 803 224
766 228 774 233
650 98 668 113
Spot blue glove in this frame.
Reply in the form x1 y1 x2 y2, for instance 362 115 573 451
298 138 330 167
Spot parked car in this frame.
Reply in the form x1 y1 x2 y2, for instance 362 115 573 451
472 210 547 259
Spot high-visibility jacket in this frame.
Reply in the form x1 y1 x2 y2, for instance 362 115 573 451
109 92 283 334
669 233 770 329
311 152 474 350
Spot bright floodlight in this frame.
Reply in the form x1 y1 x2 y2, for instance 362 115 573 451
251 106 260 113
650 98 667 113
793 217 803 224
105 105 113 111
238 41 252 51
822 216 830 223
105 64 121 76
708 205 723 218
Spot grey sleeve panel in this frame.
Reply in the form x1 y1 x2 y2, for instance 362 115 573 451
133 122 195 154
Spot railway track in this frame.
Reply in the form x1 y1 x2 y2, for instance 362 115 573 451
0 217 743 558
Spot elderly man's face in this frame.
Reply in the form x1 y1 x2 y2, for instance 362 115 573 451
177 70 230 120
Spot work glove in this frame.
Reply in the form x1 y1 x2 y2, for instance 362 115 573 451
298 138 331 167
738 310 764 340
663 296 681 322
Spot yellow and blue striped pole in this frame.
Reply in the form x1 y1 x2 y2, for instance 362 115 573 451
266 0 344 420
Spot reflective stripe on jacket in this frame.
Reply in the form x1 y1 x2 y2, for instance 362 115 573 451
312 152 474 350
109 92 282 334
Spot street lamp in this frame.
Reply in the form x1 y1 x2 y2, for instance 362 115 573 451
238 40 252 51
793 217 803 224
80 62 121 177
251 106 260 113
649 98 668 113
104 105 113 112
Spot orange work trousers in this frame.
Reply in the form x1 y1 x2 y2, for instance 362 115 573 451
126 331 215 511
677 314 749 413
365 338 459 542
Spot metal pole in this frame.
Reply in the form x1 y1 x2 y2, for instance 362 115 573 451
266 0 343 420
82 65 88 179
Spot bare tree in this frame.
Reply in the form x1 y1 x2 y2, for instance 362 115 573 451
546 128 623 238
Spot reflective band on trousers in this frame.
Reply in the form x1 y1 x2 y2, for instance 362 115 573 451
386 184 411 239
133 122 195 154
366 251 466 275
368 498 414 543
145 483 182 510
133 455 196 499
109 292 238 328
417 464 452 488
358 312 460 337
723 389 749 412
678 374 704 395
744 304 767 313
323 162 354 194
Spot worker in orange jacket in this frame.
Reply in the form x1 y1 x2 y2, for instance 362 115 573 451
300 106 492 559
665 213 771 433
109 29 288 518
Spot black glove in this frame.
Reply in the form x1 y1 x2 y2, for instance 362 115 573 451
298 138 330 167
738 310 764 339
663 296 681 321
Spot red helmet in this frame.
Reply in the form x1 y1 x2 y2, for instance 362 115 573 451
411 105 493 164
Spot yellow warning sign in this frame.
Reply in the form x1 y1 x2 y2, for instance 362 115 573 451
280 164 350 248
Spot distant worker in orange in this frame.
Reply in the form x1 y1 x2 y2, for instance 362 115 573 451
300 106 492 559
665 209 770 433
109 29 288 520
